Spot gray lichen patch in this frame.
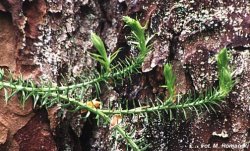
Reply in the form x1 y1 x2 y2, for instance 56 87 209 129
230 50 250 112
34 1 101 81
185 47 218 91
142 39 171 72
1 0 249 150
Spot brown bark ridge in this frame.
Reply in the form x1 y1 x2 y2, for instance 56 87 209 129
0 0 249 150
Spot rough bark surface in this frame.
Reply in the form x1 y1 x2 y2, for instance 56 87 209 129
0 0 249 150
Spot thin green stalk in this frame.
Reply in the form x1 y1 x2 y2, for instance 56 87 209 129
0 16 150 94
0 81 224 114
99 90 225 115
0 57 143 93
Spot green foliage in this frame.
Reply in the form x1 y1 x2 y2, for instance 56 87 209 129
90 33 120 73
217 48 233 95
122 16 150 56
161 64 176 100
0 15 234 151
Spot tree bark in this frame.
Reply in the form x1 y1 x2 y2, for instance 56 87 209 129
0 0 249 150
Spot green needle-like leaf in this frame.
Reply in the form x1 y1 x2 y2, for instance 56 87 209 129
110 48 120 62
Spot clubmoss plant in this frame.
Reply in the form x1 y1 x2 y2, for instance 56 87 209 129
0 16 234 150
